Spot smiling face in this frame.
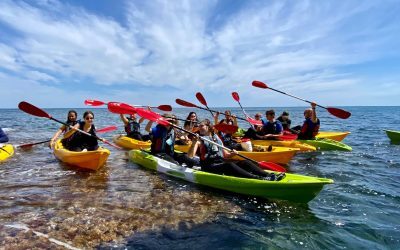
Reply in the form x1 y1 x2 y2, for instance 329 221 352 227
68 111 77 122
198 120 211 136
83 111 94 125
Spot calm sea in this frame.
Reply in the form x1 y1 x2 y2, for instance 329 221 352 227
0 106 399 249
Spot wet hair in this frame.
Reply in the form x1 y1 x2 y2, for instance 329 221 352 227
67 110 78 123
83 111 94 119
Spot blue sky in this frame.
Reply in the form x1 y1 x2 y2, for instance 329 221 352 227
0 0 399 108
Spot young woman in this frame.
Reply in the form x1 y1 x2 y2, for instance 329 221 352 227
188 119 284 180
214 110 241 150
49 110 78 149
63 111 100 151
175 112 200 145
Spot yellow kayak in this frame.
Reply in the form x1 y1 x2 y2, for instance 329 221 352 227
316 131 350 142
113 135 151 150
175 143 299 165
53 139 110 170
0 144 14 162
251 140 316 152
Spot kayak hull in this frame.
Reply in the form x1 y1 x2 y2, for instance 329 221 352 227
298 138 352 151
113 135 151 150
0 144 14 162
385 130 400 144
53 140 110 170
129 150 333 203
251 140 316 152
175 143 299 165
316 131 350 142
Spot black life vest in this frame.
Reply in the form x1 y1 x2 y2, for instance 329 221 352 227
150 125 175 156
125 118 141 137
199 134 224 164
68 121 98 149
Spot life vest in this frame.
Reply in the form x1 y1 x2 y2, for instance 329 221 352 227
64 120 79 133
299 118 320 139
125 118 141 137
150 125 175 156
199 134 224 163
67 121 98 149
277 116 291 130
261 120 283 135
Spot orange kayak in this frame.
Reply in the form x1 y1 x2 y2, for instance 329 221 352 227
53 139 110 170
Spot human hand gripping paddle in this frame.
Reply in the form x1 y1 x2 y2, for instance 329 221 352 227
252 80 351 119
84 99 172 112
17 126 118 149
17 101 121 149
107 102 286 173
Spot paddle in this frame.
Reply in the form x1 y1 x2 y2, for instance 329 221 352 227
195 92 215 117
175 98 260 125
0 146 11 155
213 123 239 134
108 102 286 172
252 80 351 119
17 126 117 149
85 99 172 111
18 101 121 149
232 92 262 127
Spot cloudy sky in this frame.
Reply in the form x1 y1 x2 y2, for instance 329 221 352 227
0 0 399 108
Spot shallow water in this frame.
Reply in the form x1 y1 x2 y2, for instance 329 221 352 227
0 106 399 249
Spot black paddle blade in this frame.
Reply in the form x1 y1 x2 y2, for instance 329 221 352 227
195 92 208 106
18 101 51 118
327 107 351 119
232 92 240 102
252 80 269 89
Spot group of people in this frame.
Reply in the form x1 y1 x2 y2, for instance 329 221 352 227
2 103 319 181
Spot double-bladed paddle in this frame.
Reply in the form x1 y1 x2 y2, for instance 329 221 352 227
84 99 172 112
18 101 121 149
231 92 262 127
252 80 351 119
107 102 286 172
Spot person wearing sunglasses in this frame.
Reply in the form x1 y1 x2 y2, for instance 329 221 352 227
63 111 101 151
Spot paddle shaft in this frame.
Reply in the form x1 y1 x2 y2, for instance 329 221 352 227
267 86 327 109
18 140 51 148
169 123 261 165
234 98 254 127
188 105 249 122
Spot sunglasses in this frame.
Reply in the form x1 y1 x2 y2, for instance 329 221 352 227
85 117 94 120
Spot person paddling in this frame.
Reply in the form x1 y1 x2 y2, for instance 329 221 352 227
49 110 79 149
120 113 149 141
63 111 102 151
187 119 285 181
257 110 283 140
292 103 320 140
277 111 292 131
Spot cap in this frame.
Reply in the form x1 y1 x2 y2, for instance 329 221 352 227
282 111 289 116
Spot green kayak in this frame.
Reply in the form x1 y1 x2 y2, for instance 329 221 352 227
298 138 352 151
385 130 400 144
129 150 333 203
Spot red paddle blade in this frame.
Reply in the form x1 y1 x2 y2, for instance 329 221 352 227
18 101 51 119
214 124 238 134
327 107 351 119
195 92 208 106
107 102 137 115
252 80 269 89
278 133 298 141
84 99 106 106
232 92 240 102
157 105 172 112
176 99 199 108
97 126 118 133
246 116 262 126
135 108 170 126
258 161 287 172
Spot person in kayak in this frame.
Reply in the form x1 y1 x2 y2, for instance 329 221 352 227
176 112 200 145
188 119 285 181
49 110 79 149
63 111 102 151
120 112 149 141
292 103 320 140
277 111 291 131
145 113 199 167
258 110 283 140
0 127 9 143
214 111 241 150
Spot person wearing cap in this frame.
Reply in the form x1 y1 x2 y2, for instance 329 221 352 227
256 109 283 140
292 102 320 139
120 112 148 141
277 111 292 131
